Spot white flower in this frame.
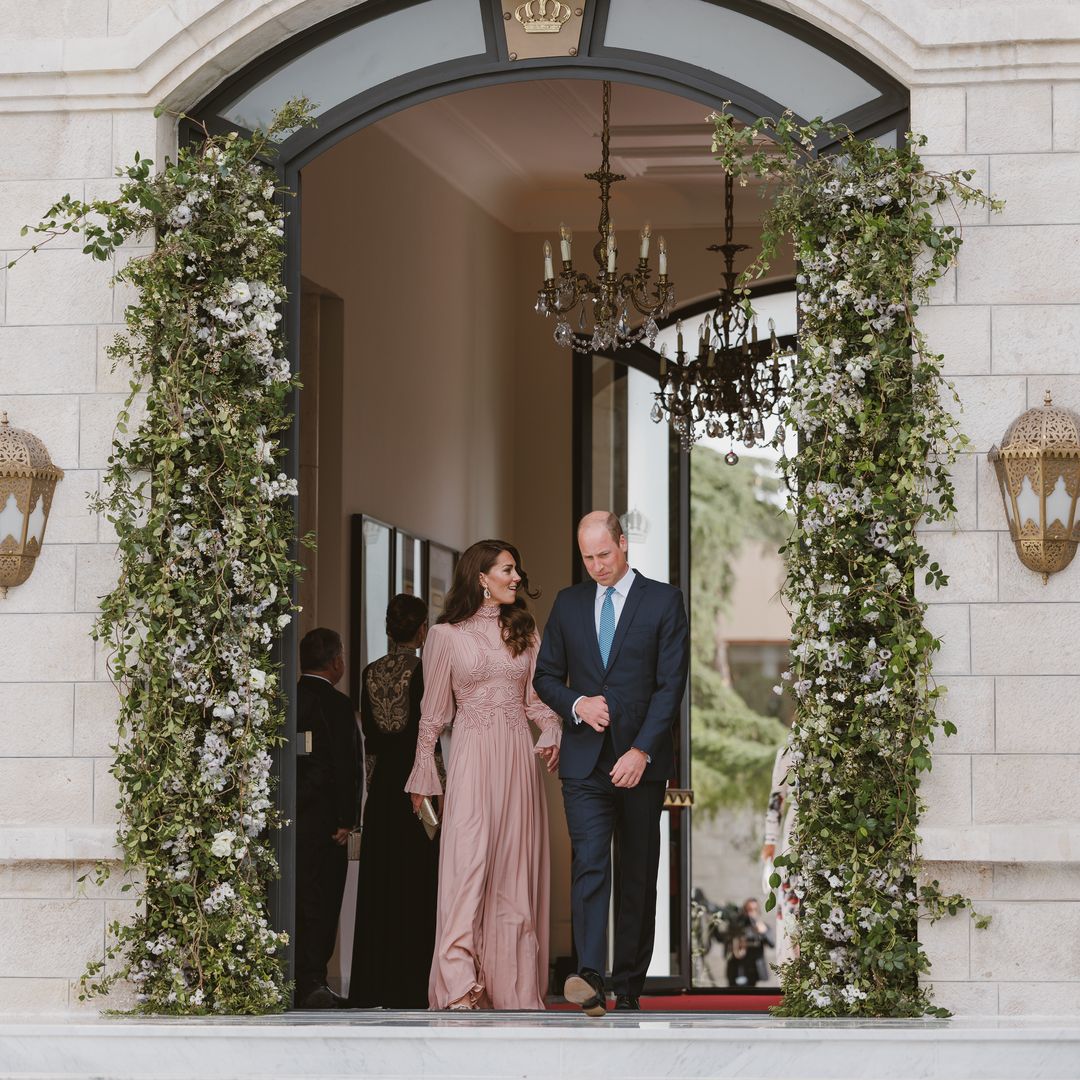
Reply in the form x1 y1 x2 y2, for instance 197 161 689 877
210 830 236 858
227 280 252 306
167 204 193 228
249 668 267 691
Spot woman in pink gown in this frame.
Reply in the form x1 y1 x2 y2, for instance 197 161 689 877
405 539 561 1010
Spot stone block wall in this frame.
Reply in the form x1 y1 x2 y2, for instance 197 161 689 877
0 2 169 1009
914 78 1080 1014
0 0 1078 1015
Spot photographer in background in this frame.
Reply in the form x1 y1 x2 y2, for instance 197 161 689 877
725 897 774 987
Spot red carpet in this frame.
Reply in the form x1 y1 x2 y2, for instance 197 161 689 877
549 992 781 1013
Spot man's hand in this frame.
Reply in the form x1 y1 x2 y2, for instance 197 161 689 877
761 842 776 862
610 747 648 788
536 744 560 773
576 695 610 733
331 827 350 846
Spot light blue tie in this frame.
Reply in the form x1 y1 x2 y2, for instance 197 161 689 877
598 586 616 667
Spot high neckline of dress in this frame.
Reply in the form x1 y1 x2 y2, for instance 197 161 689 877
475 604 501 619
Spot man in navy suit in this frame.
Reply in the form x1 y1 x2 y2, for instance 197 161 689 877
534 511 689 1015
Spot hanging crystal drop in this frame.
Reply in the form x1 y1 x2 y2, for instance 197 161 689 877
578 304 587 331
554 321 574 348
616 309 631 340
754 419 766 442
776 425 787 444
650 401 664 423
535 294 549 315
724 449 739 466
705 418 721 438
644 317 658 348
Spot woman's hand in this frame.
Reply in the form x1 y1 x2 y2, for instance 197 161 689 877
409 792 424 814
537 744 560 773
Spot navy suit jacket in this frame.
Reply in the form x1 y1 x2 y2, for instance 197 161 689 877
533 571 689 782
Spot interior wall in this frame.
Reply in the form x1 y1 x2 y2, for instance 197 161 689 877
301 125 519 659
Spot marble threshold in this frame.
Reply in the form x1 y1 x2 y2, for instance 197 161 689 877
0 1012 1078 1080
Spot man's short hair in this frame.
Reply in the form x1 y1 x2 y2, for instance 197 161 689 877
300 627 343 672
577 511 624 543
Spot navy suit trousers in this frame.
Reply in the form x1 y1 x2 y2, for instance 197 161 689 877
561 733 666 996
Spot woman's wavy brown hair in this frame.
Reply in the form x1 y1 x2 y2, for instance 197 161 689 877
438 539 539 657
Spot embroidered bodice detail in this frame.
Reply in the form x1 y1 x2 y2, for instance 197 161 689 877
405 608 561 796
364 648 419 735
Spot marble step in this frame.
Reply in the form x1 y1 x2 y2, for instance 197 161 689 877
1 1012 1079 1080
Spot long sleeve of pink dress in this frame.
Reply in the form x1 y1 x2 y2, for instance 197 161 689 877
404 607 562 1010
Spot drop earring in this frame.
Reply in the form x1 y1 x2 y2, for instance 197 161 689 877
483 585 491 599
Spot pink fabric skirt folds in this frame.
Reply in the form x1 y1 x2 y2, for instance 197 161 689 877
404 610 561 1011
432 710 551 1010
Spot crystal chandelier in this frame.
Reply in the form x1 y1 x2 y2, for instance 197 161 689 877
651 171 786 456
534 81 675 353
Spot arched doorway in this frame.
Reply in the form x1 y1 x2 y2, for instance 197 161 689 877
188 0 907 999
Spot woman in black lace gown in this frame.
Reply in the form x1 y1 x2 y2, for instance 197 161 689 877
348 594 440 1008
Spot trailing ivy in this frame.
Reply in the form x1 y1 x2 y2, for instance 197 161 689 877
19 101 313 1013
710 113 998 1017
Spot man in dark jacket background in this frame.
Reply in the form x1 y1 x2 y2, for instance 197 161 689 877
295 627 360 1008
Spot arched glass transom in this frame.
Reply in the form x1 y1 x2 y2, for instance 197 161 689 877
601 0 879 121
198 0 908 162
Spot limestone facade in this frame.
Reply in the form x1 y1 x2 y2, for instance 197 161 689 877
0 0 1077 1015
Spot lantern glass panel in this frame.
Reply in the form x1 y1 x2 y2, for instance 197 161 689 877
0 491 24 547
27 494 46 545
1046 473 1072 530
1016 473 1040 529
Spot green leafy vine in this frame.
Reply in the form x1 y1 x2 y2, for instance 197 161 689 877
710 112 999 1017
20 100 313 1013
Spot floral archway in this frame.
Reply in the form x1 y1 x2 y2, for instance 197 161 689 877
16 98 994 1015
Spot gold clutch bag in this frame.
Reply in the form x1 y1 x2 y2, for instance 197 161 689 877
347 828 362 861
417 796 440 841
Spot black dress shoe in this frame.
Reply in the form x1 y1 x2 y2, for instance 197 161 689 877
297 983 347 1009
563 969 607 1017
614 994 640 1011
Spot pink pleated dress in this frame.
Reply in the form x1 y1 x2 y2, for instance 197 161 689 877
405 605 562 1010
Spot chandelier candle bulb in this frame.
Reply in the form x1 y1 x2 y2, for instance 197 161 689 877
658 236 668 276
676 319 683 353
659 342 668 376
559 224 572 263
543 240 554 281
640 222 651 259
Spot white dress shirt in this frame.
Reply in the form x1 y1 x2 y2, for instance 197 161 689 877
572 567 638 728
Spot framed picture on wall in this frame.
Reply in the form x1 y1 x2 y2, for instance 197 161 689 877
395 529 426 598
351 515 393 706
350 515 457 708
428 542 457 624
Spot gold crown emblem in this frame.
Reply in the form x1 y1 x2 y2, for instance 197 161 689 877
514 0 573 33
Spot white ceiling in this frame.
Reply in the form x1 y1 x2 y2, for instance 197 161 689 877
375 78 771 234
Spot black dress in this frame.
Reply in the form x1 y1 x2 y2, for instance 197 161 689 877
348 644 440 1008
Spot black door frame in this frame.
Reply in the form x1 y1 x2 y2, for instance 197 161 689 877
186 0 907 995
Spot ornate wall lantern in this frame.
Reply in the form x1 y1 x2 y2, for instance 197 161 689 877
0 412 64 597
989 391 1080 582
